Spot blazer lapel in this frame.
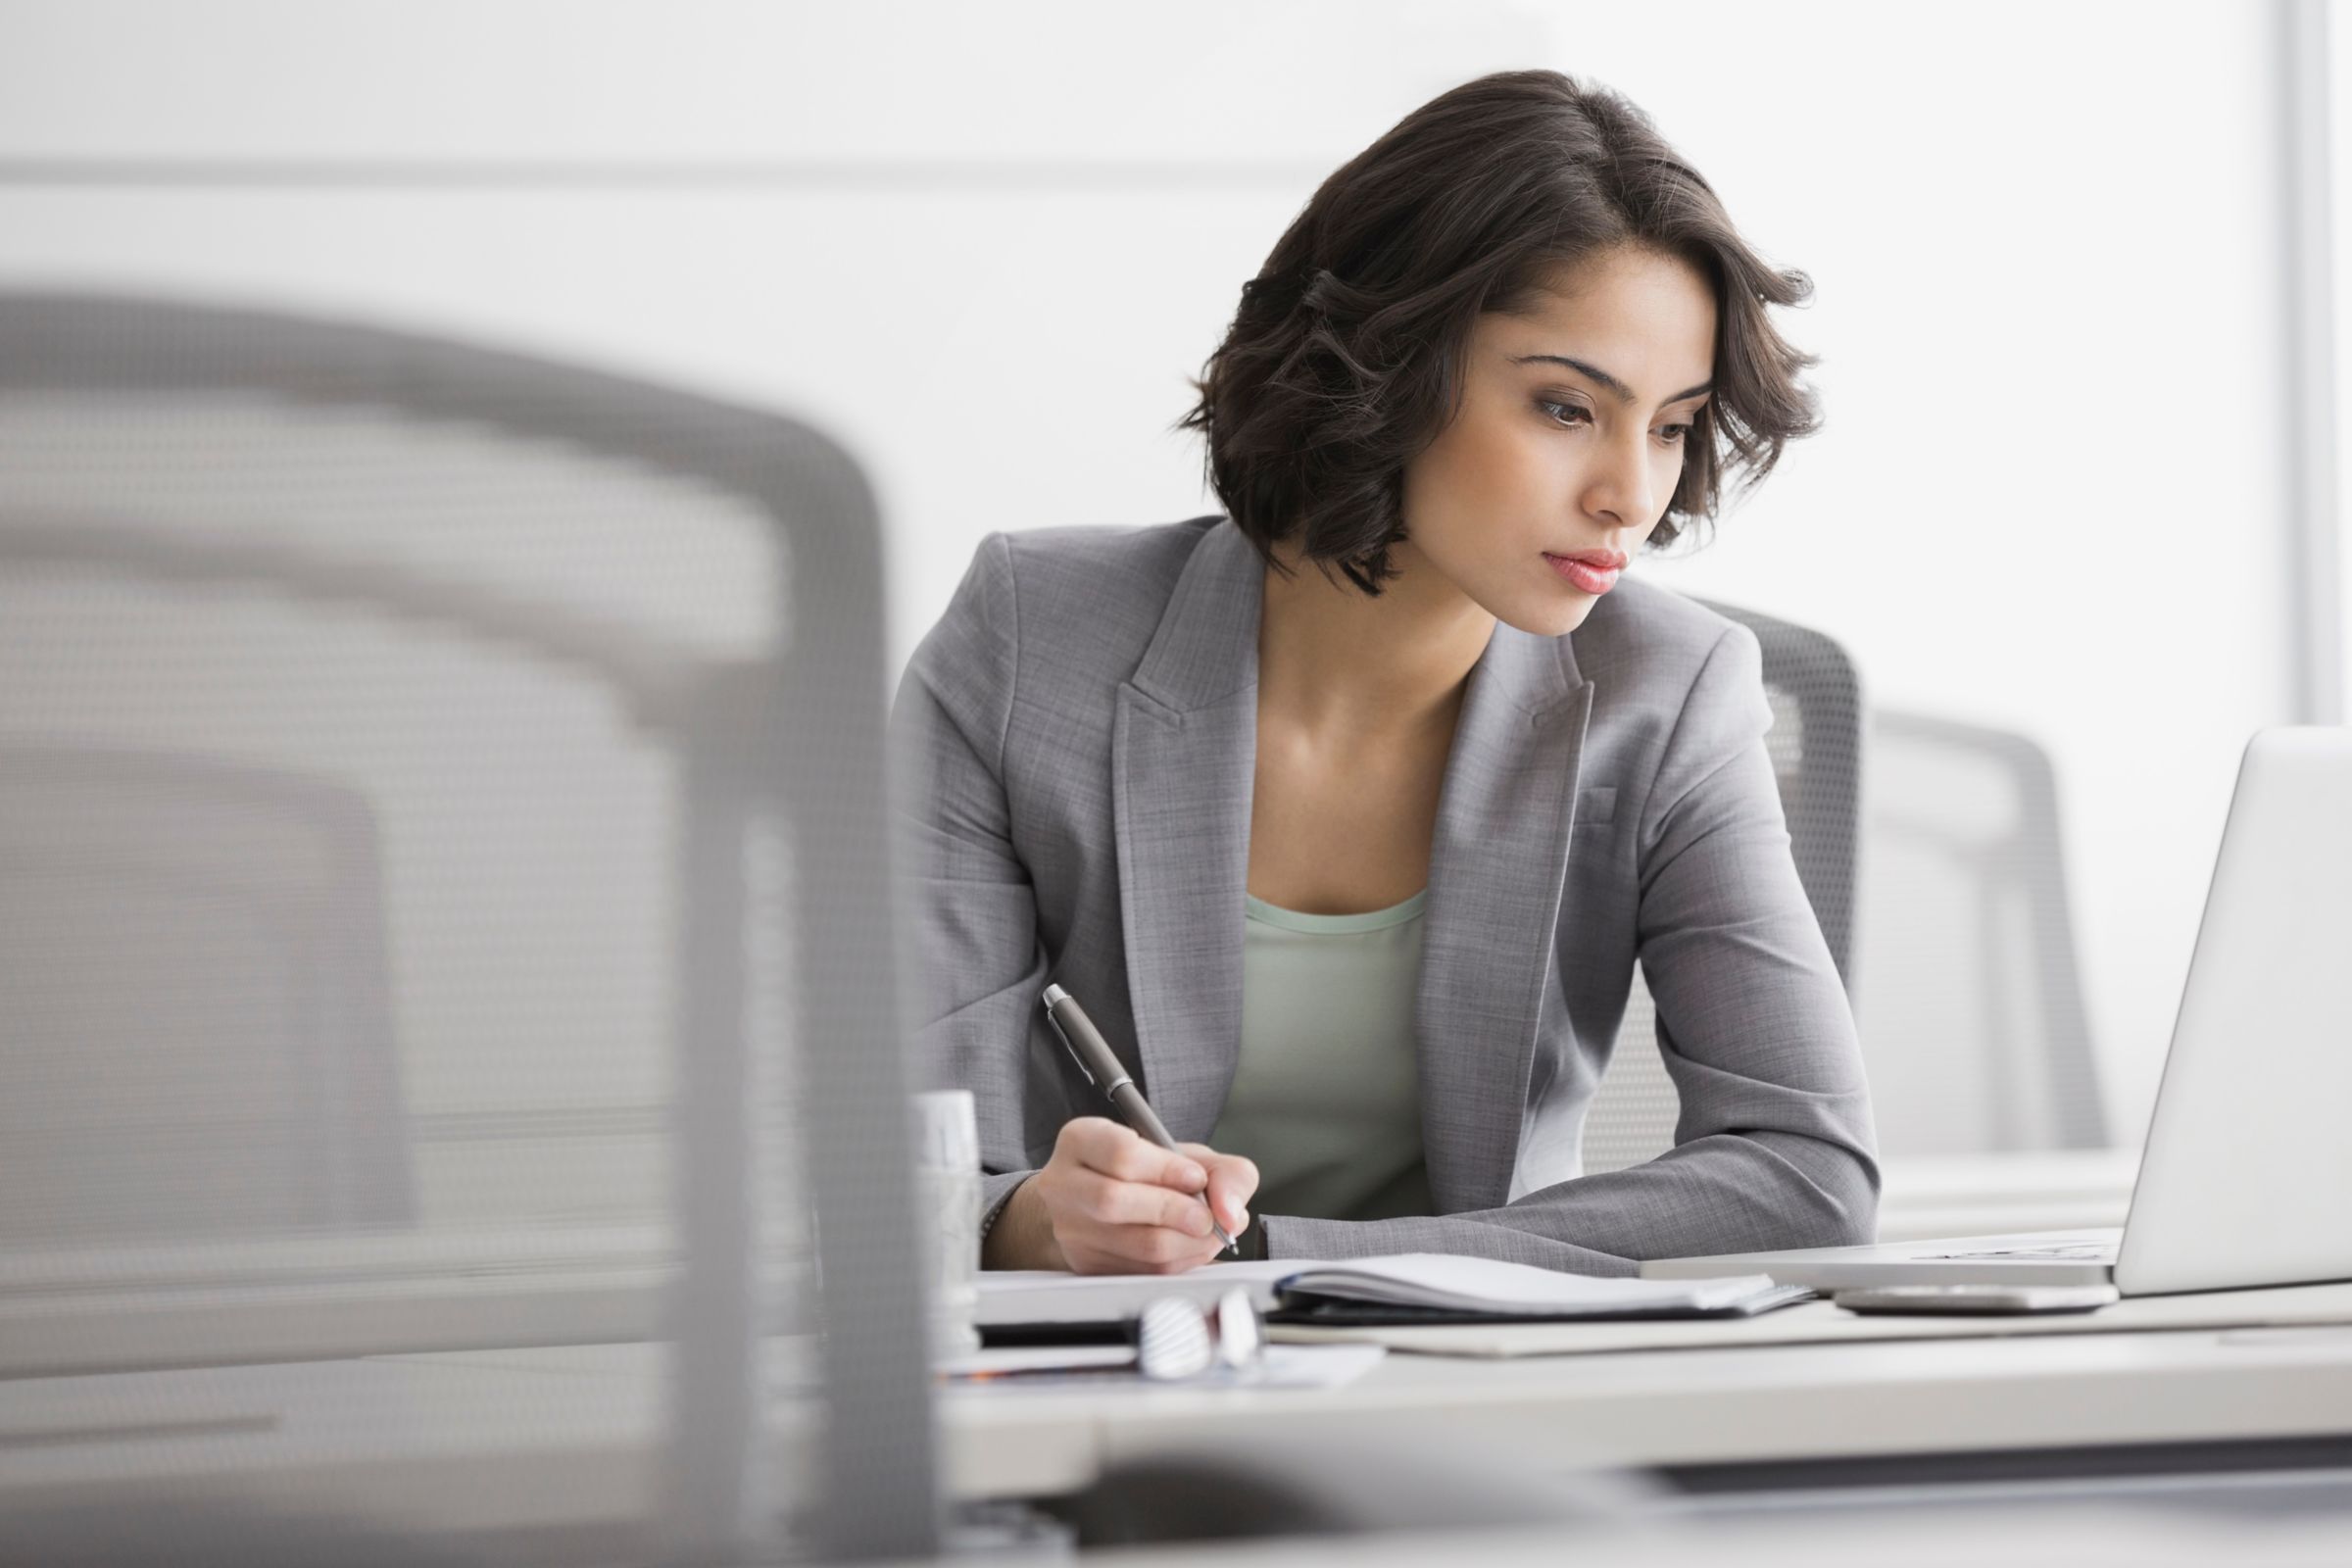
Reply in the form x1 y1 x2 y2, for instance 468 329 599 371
1109 515 1597 1195
1109 519 1263 1140
1415 623 1592 1213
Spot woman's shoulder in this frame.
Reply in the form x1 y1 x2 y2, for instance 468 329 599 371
989 514 1219 604
939 514 1213 646
916 514 1221 695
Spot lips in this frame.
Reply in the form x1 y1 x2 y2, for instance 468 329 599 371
1543 550 1626 595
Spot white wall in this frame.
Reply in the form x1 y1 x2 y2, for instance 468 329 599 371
0 0 2304 1149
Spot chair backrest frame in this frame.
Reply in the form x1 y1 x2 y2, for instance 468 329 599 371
1690 596 1864 985
0 741 414 1238
1862 709 2108 1151
0 293 940 1562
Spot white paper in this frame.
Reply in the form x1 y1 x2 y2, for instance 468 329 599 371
1280 1253 1782 1314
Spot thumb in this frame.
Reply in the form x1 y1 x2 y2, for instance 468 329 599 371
1202 1152 1260 1231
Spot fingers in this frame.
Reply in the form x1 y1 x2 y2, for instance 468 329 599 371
1064 1167 1213 1235
1058 1118 1207 1192
1040 1120 1229 1273
1050 1193 1224 1273
1038 1128 1266 1272
1177 1143 1260 1236
1059 1211 1228 1273
1205 1155 1258 1235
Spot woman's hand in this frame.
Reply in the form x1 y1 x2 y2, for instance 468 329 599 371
982 1117 1258 1274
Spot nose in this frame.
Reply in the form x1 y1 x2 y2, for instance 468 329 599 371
1582 423 1657 533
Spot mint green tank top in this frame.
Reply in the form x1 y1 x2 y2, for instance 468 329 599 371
1205 887 1436 1223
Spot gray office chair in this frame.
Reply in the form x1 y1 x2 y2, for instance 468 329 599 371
0 295 937 1561
1581 600 1862 1175
0 744 412 1241
1851 710 2108 1152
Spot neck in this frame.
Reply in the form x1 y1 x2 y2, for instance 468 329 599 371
1256 536 1494 738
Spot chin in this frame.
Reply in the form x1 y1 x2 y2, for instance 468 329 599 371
1493 594 1596 639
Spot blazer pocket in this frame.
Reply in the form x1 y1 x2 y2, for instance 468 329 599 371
1574 785 1617 827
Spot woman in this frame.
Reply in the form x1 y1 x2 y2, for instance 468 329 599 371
889 69 1878 1276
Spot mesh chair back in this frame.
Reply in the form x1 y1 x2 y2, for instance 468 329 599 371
0 294 938 1561
1853 710 2108 1152
1581 600 1862 1175
0 744 411 1239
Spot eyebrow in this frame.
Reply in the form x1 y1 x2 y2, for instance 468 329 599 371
1511 354 1713 408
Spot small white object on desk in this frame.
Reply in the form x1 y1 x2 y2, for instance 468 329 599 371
1136 1297 1216 1380
912 1090 983 1358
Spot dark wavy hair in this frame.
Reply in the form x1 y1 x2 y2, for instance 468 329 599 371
1176 69 1822 595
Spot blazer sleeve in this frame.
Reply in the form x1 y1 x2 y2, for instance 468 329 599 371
1264 622 1881 1273
886 531 1048 1233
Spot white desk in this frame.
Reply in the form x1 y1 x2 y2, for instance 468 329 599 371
1086 1507 2352 1568
956 1306 2352 1498
8 1292 2352 1534
0 1151 2142 1379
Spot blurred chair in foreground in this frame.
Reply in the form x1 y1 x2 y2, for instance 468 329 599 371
1852 710 2108 1153
0 293 937 1562
0 744 411 1242
1581 600 1862 1176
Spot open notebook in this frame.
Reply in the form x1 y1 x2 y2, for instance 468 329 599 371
978 1252 1807 1330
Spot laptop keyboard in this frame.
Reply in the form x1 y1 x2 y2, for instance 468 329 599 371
1915 1242 2116 1261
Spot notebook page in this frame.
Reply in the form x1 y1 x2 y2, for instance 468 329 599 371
1282 1253 1779 1312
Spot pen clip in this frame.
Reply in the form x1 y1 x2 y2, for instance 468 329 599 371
1041 993 1095 1087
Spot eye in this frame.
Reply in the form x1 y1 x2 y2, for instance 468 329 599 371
1542 398 1699 447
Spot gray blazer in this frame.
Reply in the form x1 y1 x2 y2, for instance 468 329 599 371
888 514 1878 1273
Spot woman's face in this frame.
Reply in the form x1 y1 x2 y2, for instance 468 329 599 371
1396 243 1719 637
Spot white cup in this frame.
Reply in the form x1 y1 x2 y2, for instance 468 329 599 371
910 1089 981 1359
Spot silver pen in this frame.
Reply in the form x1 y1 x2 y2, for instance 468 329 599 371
1041 983 1240 1256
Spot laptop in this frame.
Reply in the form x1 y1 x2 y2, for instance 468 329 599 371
1642 726 2352 1298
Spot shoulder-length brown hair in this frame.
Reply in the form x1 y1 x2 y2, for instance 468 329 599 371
1177 69 1821 595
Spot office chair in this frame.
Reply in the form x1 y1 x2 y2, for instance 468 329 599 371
0 744 412 1240
0 294 937 1561
1851 710 2108 1152
1581 600 1862 1176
